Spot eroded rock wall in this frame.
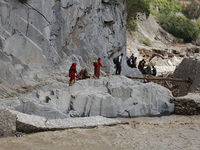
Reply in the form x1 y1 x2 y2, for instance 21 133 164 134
0 0 142 91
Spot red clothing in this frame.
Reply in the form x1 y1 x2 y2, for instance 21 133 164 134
69 63 77 82
94 60 102 78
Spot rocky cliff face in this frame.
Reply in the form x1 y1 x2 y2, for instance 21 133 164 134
0 0 141 90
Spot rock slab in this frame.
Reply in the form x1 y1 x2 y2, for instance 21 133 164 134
10 110 122 133
0 109 17 136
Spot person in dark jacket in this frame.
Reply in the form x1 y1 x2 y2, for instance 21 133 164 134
152 66 157 76
116 53 123 75
138 59 145 71
132 57 137 68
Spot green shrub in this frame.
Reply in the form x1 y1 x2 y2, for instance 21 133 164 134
181 1 200 20
177 38 184 44
143 38 152 46
159 14 200 42
139 39 143 43
151 0 182 15
126 17 137 31
139 38 152 46
196 20 200 28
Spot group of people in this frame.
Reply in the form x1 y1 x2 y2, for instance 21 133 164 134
68 58 106 86
69 53 124 85
138 59 157 76
68 52 157 86
127 54 137 68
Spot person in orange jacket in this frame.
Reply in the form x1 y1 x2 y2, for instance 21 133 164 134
94 58 105 79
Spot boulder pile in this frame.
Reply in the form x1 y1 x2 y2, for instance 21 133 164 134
170 93 200 115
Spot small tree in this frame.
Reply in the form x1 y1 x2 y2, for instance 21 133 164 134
126 0 151 31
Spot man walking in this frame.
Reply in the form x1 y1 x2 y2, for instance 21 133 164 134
116 53 123 75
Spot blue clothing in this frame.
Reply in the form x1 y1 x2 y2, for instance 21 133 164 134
152 67 157 76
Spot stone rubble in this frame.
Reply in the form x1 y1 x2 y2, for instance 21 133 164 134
170 93 200 115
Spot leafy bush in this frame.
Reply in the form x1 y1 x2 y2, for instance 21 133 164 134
139 38 152 46
181 1 200 20
159 14 200 42
151 0 182 15
196 20 200 28
143 38 152 46
139 39 143 43
127 0 151 18
126 16 137 32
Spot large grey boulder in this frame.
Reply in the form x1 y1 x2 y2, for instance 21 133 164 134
66 76 174 117
173 58 200 96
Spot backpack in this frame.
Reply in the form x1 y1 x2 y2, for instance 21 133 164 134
93 60 97 66
113 57 118 64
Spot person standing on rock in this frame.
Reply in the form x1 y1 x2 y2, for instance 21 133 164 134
116 53 123 75
69 63 78 86
94 58 105 79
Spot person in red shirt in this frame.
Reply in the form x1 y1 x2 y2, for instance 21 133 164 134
69 63 78 86
94 58 105 79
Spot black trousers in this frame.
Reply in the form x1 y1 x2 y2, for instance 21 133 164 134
116 64 121 75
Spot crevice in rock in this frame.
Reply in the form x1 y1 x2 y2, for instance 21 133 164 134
100 99 103 116
0 39 3 50
103 20 115 27
82 98 88 117
125 109 131 118
45 96 51 103
88 98 93 116
69 100 74 111
25 8 30 36
24 2 51 25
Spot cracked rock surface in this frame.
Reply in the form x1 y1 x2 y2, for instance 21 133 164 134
1 76 174 119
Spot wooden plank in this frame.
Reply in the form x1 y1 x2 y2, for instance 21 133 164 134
126 76 193 84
